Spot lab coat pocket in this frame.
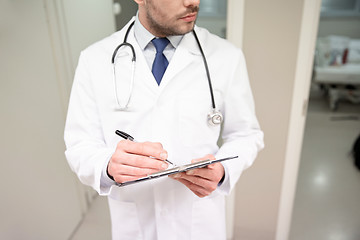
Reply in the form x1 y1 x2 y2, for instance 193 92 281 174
191 197 226 240
178 91 222 147
108 197 143 240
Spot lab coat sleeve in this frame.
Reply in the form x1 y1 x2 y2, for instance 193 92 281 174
215 50 264 195
64 52 114 196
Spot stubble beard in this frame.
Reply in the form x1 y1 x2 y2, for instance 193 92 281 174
145 4 199 37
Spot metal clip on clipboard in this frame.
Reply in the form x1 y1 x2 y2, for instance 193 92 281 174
115 156 238 187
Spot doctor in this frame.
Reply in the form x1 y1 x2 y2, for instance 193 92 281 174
64 0 264 239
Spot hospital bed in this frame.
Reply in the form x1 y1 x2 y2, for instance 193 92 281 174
313 36 360 110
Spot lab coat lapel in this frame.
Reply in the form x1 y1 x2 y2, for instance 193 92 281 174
110 18 158 104
117 22 203 94
158 31 201 90
111 37 136 107
127 29 160 94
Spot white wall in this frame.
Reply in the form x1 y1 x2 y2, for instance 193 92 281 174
0 1 82 239
0 0 116 239
232 0 320 239
61 0 116 81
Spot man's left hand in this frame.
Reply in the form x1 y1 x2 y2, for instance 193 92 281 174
169 154 224 198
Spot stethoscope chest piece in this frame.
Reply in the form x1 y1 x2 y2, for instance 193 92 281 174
112 21 225 126
208 109 223 126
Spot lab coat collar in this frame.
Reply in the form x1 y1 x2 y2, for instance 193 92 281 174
179 26 202 56
157 28 202 90
134 15 153 50
111 19 203 93
111 18 160 94
110 17 136 53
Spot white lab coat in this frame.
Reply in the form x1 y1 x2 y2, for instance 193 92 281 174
65 19 264 240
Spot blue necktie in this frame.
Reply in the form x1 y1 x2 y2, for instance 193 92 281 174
152 38 170 85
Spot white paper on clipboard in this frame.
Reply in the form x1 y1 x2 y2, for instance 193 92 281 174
115 156 238 187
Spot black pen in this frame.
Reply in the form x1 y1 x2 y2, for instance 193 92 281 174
115 130 175 166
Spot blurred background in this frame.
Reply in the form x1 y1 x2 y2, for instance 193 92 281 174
0 0 359 239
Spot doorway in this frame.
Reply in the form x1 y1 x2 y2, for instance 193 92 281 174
289 1 360 239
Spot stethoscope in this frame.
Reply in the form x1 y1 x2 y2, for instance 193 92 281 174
111 21 223 126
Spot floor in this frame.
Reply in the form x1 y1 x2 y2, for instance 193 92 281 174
289 96 360 240
70 96 360 240
71 196 111 240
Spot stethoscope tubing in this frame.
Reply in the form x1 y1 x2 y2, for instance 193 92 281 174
112 21 136 64
192 30 216 110
111 21 223 125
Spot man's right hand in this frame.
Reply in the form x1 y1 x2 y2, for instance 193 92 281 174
107 140 168 183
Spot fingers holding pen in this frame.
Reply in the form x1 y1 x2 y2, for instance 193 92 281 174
108 162 160 183
117 140 168 162
112 151 168 170
108 140 169 183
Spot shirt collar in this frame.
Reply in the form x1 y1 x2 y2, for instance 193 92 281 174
134 12 183 50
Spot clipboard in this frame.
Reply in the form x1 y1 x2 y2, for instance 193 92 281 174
115 156 238 187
